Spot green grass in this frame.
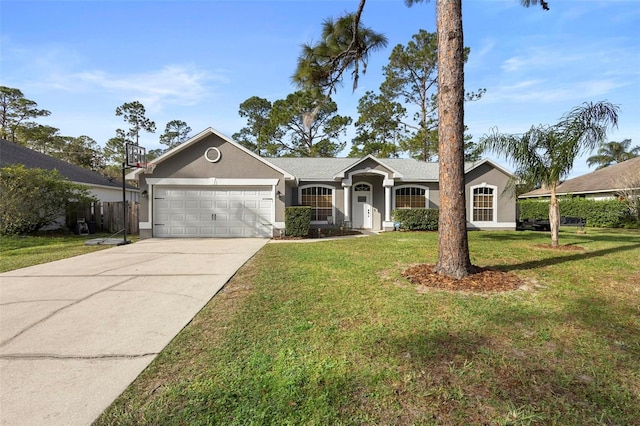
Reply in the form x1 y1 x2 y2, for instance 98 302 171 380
94 229 640 425
0 233 117 272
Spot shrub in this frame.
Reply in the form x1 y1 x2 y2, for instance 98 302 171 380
392 209 439 231
0 165 96 235
285 206 312 237
518 197 630 228
518 199 549 221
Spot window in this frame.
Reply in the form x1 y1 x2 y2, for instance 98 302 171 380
472 186 495 222
354 183 370 192
300 186 333 222
395 186 427 209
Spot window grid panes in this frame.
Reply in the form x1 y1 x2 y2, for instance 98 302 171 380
395 187 426 209
301 186 333 221
473 187 494 221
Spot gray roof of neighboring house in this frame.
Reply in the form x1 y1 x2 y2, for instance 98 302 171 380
0 138 132 190
520 156 640 198
267 156 497 181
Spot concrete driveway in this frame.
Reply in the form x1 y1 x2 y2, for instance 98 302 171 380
0 238 268 426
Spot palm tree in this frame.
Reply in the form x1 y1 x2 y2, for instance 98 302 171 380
587 139 640 169
294 0 550 279
480 101 619 247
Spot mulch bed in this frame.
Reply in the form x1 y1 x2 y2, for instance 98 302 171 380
402 264 524 293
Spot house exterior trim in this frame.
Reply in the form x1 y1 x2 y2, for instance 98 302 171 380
145 178 279 186
469 183 498 226
298 183 337 225
392 184 431 210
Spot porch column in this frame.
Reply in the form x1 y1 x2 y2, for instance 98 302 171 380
342 179 352 224
383 179 394 230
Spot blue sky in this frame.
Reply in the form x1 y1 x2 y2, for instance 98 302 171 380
2 0 638 177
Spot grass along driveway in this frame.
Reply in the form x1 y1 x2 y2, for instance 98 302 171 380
96 229 640 425
0 234 116 273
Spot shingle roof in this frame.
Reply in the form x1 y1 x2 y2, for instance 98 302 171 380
0 138 130 189
267 158 360 180
520 156 640 198
382 158 440 180
124 127 513 183
267 157 499 181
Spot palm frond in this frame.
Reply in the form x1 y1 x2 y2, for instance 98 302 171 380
520 0 550 10
293 6 387 94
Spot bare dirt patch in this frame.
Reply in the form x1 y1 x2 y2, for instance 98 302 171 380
402 264 524 293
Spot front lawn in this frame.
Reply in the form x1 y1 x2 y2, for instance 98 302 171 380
96 229 640 425
0 233 116 273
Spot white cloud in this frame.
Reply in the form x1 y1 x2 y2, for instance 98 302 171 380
486 38 637 105
485 78 626 104
501 48 587 73
2 39 228 113
476 39 496 59
501 56 526 72
59 65 227 112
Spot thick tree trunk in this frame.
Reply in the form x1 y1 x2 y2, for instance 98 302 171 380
434 0 472 279
549 184 560 247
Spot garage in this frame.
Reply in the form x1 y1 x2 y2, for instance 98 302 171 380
153 186 273 237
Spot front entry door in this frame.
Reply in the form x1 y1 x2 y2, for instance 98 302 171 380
352 183 372 229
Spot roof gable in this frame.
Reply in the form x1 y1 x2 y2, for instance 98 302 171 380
126 127 293 180
332 155 403 179
464 158 514 178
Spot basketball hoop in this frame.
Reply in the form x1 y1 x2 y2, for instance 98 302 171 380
125 143 146 168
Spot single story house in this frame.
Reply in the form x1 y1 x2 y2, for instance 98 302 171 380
1 138 139 202
126 127 517 238
519 156 640 200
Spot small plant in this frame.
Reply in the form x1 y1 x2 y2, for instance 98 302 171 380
498 403 544 426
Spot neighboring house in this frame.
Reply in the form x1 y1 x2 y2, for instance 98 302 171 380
519 156 640 200
126 127 516 239
0 138 139 202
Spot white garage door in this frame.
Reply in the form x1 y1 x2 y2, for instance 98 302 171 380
153 186 273 237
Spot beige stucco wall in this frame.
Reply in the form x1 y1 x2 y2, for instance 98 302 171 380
464 163 516 227
136 133 286 238
135 137 516 236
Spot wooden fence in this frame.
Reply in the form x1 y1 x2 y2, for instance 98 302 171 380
67 201 139 235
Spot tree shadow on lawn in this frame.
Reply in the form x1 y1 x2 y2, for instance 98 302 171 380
486 243 640 273
563 294 640 357
475 230 640 244
371 313 639 424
